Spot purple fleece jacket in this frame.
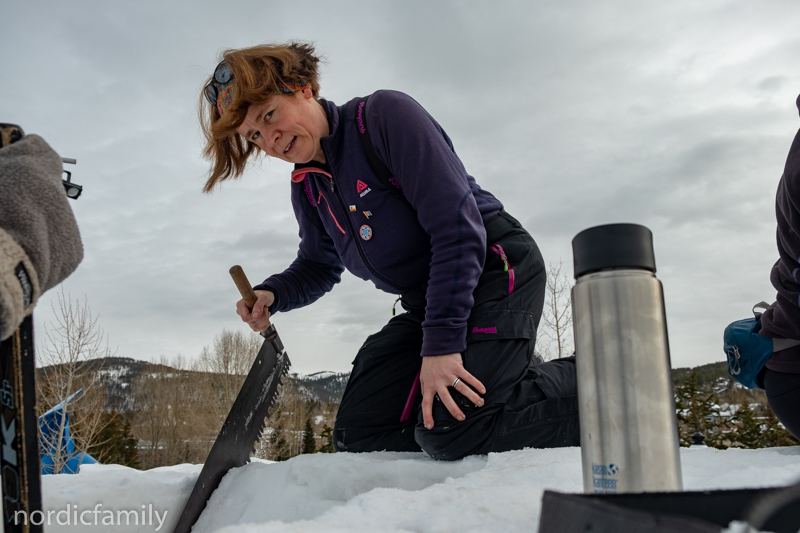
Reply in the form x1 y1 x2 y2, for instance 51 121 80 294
760 94 800 373
254 90 503 356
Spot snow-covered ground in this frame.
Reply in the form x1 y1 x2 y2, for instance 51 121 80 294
38 446 800 532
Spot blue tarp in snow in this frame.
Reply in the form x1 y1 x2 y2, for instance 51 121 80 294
39 389 98 474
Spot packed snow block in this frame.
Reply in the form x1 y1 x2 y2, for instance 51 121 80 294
538 486 800 533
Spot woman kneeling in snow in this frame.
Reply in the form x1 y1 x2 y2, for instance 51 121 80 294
199 42 579 460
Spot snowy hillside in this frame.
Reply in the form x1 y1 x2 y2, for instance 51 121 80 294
291 371 350 403
39 445 800 532
37 358 350 410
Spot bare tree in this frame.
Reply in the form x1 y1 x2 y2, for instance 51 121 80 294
194 329 261 425
132 355 209 469
128 328 341 468
280 384 311 458
37 289 114 473
252 380 321 461
537 261 574 361
132 330 261 469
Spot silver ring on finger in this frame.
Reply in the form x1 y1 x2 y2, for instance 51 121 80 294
452 377 461 388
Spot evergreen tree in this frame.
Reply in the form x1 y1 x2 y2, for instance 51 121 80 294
117 418 140 467
675 370 729 448
260 408 289 461
318 424 334 453
269 425 291 461
762 407 799 448
730 403 764 448
88 412 140 468
301 417 316 454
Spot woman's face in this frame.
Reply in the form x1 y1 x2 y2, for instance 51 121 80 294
237 86 329 164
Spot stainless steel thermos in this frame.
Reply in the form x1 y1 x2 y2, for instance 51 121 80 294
571 223 682 494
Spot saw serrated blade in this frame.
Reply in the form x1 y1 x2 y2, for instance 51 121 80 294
172 326 291 533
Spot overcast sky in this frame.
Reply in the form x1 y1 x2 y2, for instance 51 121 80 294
3 0 800 375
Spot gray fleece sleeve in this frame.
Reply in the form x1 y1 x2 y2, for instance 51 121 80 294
0 134 83 340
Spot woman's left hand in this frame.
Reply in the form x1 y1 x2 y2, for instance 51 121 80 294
420 353 486 430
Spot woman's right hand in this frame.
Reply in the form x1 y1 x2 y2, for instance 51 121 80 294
236 289 275 332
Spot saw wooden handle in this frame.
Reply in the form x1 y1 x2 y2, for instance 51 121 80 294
229 265 258 309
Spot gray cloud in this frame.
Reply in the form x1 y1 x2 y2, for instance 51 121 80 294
3 0 800 374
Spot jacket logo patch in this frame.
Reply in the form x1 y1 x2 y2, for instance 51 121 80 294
471 327 497 334
356 180 368 193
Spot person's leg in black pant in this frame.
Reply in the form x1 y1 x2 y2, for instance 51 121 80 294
763 367 800 440
416 212 580 460
335 212 580 459
333 290 426 453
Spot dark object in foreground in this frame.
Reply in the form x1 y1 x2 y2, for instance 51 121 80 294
172 267 291 533
0 316 43 533
538 483 800 533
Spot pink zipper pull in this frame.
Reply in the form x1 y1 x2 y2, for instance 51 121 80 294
490 243 515 294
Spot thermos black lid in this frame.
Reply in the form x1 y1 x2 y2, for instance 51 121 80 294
572 223 656 279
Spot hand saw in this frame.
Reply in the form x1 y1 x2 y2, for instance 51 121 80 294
172 266 291 533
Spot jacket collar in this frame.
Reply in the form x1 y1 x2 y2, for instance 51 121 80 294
291 98 341 182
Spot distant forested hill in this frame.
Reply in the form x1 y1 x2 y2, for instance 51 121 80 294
672 361 728 387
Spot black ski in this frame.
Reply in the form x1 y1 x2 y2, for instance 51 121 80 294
0 315 43 533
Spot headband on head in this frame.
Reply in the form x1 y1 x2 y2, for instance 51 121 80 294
216 81 236 116
276 82 308 94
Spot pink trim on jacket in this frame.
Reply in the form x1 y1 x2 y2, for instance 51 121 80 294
291 167 332 183
317 192 346 234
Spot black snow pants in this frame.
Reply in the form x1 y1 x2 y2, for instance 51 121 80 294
763 367 800 440
333 210 580 460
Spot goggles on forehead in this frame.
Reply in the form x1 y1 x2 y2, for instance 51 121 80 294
203 61 234 109
204 60 310 115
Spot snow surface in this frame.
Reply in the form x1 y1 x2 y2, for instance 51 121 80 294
39 446 800 532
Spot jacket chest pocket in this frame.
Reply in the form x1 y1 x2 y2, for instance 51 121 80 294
316 191 346 235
